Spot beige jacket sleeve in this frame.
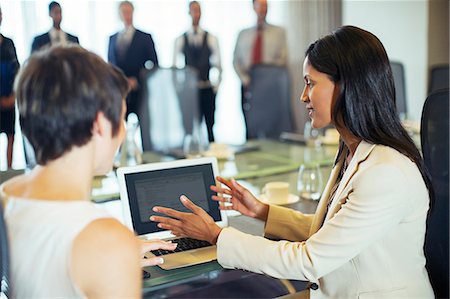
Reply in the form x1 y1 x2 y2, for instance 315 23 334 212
217 163 410 282
264 205 314 241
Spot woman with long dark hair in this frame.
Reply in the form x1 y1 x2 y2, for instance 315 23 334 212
152 26 434 298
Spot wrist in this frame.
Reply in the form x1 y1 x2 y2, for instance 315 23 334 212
210 226 222 245
256 203 269 222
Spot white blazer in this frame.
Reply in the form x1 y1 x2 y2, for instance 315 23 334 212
217 141 434 298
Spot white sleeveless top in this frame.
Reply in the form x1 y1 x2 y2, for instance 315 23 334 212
2 196 111 298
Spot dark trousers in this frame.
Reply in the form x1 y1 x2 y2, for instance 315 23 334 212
199 87 216 142
241 85 250 140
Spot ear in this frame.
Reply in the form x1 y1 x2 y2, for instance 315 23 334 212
92 112 109 137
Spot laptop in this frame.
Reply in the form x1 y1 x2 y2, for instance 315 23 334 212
117 157 227 270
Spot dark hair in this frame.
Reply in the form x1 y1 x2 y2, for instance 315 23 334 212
189 1 199 9
119 1 134 10
305 25 434 204
15 45 129 165
48 1 60 13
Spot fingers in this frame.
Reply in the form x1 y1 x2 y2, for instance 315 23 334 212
210 185 232 196
180 195 210 219
141 256 165 267
152 206 185 220
216 176 234 189
141 239 177 252
231 178 247 194
211 194 232 204
150 215 182 231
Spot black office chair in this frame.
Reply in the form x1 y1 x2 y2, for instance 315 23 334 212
390 61 407 119
420 88 449 299
428 64 449 94
244 64 293 140
0 203 11 298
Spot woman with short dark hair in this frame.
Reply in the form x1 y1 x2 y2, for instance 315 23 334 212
152 26 434 298
1 46 176 298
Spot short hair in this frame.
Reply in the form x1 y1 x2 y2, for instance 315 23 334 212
119 1 134 10
189 1 199 9
15 45 129 165
48 1 60 13
305 25 433 202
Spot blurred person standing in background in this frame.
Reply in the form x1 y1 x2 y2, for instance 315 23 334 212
0 6 20 168
31 1 79 53
233 0 287 139
173 1 222 142
108 0 159 124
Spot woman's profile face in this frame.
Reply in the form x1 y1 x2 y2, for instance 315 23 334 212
301 56 336 129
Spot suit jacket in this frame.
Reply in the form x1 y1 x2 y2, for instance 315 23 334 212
31 32 79 53
108 29 158 117
217 141 434 298
108 29 158 79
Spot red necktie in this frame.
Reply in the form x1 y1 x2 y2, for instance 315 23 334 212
252 29 263 65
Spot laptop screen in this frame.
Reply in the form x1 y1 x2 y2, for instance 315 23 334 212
122 161 221 236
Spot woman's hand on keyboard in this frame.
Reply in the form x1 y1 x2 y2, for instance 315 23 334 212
140 239 177 267
150 195 223 245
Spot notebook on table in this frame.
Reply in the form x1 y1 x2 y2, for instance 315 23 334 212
117 157 227 270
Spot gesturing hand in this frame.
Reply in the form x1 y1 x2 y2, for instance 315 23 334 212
211 177 269 221
140 239 177 267
150 195 222 245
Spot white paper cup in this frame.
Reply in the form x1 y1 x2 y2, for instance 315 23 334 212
263 182 290 204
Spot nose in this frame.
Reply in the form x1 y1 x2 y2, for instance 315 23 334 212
300 86 309 103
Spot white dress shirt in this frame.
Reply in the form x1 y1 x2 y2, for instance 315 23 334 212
49 28 68 46
233 22 288 86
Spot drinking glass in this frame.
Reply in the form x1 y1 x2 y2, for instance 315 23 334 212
183 134 203 158
304 121 322 147
297 163 323 200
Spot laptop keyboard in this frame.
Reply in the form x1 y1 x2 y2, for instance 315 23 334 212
151 237 212 256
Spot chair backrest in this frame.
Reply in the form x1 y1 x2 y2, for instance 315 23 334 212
420 88 449 299
0 203 11 298
428 64 449 94
245 64 293 139
390 61 407 119
139 67 201 153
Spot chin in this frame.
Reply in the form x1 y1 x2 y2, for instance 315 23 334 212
311 119 330 129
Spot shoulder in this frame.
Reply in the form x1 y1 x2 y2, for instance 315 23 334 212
71 218 140 297
368 144 416 170
109 32 118 39
206 31 218 40
74 218 138 250
66 33 78 40
240 26 255 35
2 36 15 46
33 32 49 41
267 24 286 34
355 144 423 195
136 29 151 38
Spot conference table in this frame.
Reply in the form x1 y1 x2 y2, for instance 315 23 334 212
92 139 338 298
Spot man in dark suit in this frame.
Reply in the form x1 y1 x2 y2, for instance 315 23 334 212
31 1 79 53
108 0 158 122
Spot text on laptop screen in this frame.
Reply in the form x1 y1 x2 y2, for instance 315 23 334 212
124 163 220 235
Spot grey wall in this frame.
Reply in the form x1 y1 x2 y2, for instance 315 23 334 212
427 0 449 71
343 0 449 121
